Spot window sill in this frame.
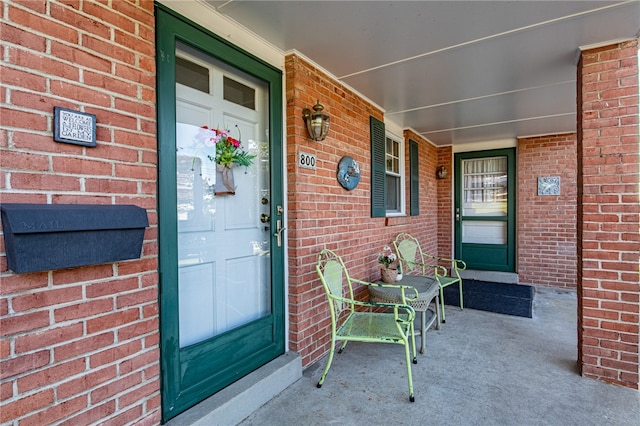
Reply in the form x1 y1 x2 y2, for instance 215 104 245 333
385 216 410 227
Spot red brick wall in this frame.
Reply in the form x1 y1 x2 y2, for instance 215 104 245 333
517 134 578 288
436 146 453 258
577 40 639 389
0 1 160 424
285 55 441 366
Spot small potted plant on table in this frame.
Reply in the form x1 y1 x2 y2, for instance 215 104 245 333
378 246 398 283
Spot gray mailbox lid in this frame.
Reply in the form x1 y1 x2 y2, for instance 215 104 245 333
0 204 149 273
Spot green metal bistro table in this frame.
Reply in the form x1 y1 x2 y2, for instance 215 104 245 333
369 275 441 354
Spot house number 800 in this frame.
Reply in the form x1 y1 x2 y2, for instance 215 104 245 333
298 151 316 170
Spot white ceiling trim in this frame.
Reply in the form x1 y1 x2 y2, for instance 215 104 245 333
386 80 576 116
420 113 576 136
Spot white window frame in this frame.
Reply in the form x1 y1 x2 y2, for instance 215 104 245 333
385 132 405 216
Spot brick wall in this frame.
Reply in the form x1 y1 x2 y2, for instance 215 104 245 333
285 54 441 367
0 1 160 424
577 40 639 389
517 133 578 288
436 146 453 258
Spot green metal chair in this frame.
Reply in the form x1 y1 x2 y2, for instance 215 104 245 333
315 249 418 402
393 232 467 323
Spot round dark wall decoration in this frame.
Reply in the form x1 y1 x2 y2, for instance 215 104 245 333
337 156 361 190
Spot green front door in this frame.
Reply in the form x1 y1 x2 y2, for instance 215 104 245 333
156 6 285 421
454 148 516 272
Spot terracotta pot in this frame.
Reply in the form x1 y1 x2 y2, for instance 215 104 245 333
381 268 398 283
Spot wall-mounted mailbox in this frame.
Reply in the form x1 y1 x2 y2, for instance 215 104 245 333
0 204 149 274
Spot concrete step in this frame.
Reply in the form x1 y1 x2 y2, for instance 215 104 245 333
167 351 302 426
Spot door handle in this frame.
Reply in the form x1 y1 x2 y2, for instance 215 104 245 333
274 219 286 247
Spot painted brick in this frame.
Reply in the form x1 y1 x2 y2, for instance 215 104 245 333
0 1 160 423
49 40 112 73
0 350 50 380
11 47 80 80
52 264 115 286
54 299 114 323
0 311 50 336
86 309 141 335
0 21 47 51
83 34 136 65
8 5 78 43
17 358 86 393
89 340 142 369
0 273 48 295
50 80 111 107
54 332 115 362
90 372 143 404
15 323 84 353
58 400 116 426
9 172 81 191
86 277 139 298
52 156 113 176
0 388 54 424
517 133 577 288
2 64 47 92
12 286 83 312
578 40 639 390
57 365 118 400
118 380 160 409
21 394 87 426
1 380 13 401
100 405 143 426
0 106 48 131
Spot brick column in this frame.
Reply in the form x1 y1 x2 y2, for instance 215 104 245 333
436 146 453 258
577 39 639 389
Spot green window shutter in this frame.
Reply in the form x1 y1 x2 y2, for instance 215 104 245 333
410 139 419 215
370 116 386 217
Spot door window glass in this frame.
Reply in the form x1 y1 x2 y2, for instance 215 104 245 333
176 56 210 93
175 44 271 348
462 156 507 216
224 76 255 109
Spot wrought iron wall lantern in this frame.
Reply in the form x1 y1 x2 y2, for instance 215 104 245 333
302 100 330 141
436 166 448 179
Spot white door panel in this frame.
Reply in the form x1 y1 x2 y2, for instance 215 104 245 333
175 56 270 348
179 263 216 347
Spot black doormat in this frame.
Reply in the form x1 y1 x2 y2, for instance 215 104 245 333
442 279 534 318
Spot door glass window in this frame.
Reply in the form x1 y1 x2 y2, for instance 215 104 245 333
462 156 507 216
176 56 210 93
461 156 507 245
175 45 271 348
224 76 256 110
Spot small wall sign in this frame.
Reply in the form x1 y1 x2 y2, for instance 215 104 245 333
54 106 97 147
538 176 560 196
298 151 317 170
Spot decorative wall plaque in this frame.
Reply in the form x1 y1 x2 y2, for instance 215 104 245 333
337 156 360 190
54 106 97 147
538 176 560 196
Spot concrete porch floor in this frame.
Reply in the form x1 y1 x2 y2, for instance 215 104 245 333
239 287 639 425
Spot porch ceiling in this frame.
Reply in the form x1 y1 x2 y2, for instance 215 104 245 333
203 0 639 146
